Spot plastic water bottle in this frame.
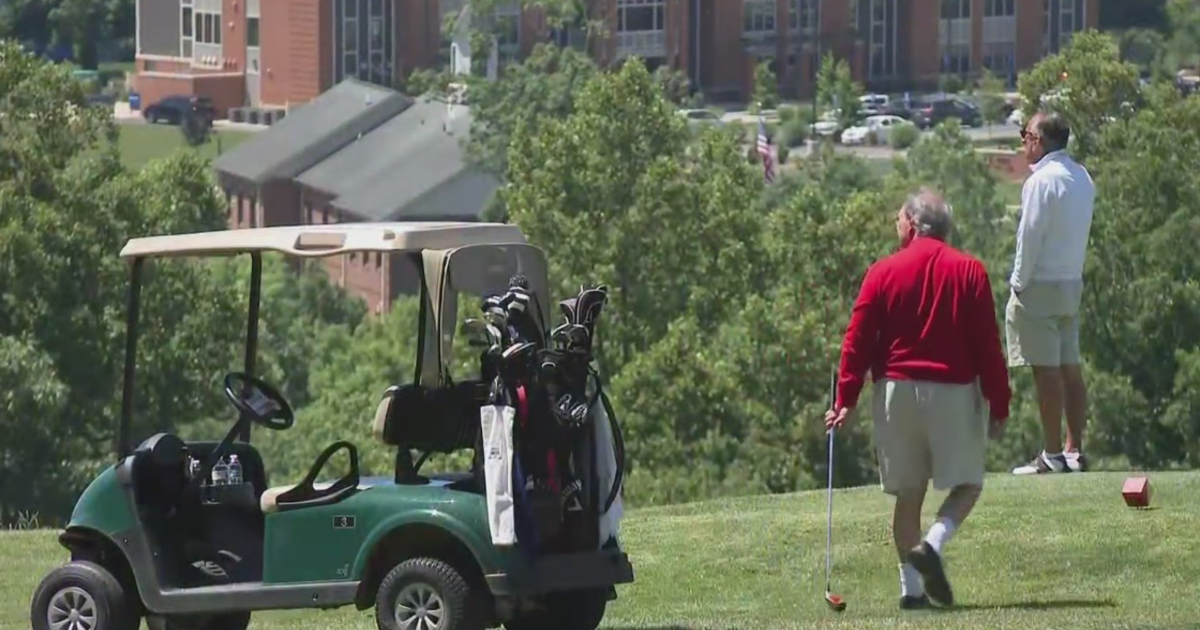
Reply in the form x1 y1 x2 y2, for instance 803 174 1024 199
227 455 243 486
211 457 229 486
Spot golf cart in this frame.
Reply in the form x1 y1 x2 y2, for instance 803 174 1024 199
29 222 634 630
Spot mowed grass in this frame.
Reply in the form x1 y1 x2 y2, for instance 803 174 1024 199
117 123 255 170
4 472 1198 630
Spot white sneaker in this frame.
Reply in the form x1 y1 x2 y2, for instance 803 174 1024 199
1012 451 1070 475
1064 451 1088 472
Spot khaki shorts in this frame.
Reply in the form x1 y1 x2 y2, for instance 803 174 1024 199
872 378 987 495
1005 280 1084 367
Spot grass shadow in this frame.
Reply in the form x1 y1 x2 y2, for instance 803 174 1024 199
935 598 1118 612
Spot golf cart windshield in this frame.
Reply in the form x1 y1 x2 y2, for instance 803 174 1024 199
425 243 550 388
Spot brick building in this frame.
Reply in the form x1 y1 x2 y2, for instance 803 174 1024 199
133 0 1097 117
213 78 499 314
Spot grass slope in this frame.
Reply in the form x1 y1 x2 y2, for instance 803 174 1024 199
117 124 254 170
3 472 1197 630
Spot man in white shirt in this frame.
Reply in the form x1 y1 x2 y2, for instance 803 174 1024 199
1006 112 1096 475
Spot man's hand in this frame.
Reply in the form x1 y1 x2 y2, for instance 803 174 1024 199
825 406 855 431
988 413 1006 440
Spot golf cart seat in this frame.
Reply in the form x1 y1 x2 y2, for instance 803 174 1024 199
372 382 487 485
259 440 361 514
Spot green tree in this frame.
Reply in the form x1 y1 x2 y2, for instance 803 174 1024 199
815 52 864 131
504 58 769 377
0 42 244 524
464 43 598 177
1016 30 1141 160
892 118 1005 261
751 59 778 111
977 67 1008 128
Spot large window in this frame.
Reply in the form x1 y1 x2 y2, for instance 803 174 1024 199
744 0 775 33
618 0 664 32
789 0 818 35
984 0 1014 16
866 0 897 79
494 1 521 62
246 17 260 47
939 0 970 74
334 0 394 85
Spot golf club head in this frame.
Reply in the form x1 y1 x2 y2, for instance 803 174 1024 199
825 591 846 612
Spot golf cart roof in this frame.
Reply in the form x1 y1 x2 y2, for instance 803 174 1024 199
119 222 528 259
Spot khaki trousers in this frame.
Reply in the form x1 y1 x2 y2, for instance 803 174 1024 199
872 378 987 495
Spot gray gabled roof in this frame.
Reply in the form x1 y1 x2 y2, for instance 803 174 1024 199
214 78 412 187
296 98 498 222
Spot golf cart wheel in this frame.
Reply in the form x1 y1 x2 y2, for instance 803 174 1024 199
29 561 139 630
503 588 608 630
144 611 251 630
375 557 482 630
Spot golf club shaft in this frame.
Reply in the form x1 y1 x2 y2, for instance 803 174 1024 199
825 368 837 590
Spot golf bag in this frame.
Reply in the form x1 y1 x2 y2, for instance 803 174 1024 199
473 279 626 554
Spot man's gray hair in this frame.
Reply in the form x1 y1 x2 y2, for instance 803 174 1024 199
902 188 954 239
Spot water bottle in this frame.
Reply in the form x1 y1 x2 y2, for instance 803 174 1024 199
227 455 243 486
211 457 229 486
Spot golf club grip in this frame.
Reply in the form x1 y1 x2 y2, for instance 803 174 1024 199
828 368 837 410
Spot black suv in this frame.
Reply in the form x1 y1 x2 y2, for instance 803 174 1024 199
142 95 216 127
909 96 982 129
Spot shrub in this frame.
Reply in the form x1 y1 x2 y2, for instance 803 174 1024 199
889 123 920 149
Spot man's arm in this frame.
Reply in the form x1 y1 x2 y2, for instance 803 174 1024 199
836 265 882 410
1010 176 1054 292
970 261 1011 423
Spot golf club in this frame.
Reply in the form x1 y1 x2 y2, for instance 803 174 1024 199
824 368 847 613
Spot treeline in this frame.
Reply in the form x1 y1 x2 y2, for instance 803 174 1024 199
4 31 1200 527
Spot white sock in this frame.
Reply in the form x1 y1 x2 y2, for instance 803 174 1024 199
899 562 924 597
923 517 956 555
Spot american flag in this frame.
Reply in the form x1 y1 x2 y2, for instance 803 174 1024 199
757 115 775 183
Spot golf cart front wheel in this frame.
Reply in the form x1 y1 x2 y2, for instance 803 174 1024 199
375 557 483 630
30 561 139 630
144 611 251 630
503 588 609 630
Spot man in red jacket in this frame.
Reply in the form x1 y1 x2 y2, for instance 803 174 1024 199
825 188 1010 610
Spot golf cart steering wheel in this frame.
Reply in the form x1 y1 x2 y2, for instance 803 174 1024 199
222 372 294 431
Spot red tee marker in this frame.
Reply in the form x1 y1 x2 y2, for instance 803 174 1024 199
1122 476 1152 508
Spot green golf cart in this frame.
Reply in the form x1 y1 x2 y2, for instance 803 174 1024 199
29 222 634 630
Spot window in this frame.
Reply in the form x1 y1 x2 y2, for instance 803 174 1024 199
182 7 193 37
247 17 260 47
984 0 1014 16
617 0 664 32
744 0 775 33
195 12 221 45
940 0 969 20
789 0 818 34
867 0 896 79
939 0 970 74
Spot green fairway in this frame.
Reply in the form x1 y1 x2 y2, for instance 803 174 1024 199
117 123 255 170
4 471 1194 630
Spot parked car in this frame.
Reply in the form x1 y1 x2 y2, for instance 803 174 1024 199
143 95 215 127
678 108 724 127
840 114 913 145
909 96 982 129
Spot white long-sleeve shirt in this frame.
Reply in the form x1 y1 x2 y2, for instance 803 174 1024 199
1009 150 1096 292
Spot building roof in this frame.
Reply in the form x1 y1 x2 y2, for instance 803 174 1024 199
120 222 528 260
295 98 499 221
213 78 413 187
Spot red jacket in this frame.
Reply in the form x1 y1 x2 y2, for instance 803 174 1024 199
836 236 1011 422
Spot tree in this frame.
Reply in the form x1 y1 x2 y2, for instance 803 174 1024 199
892 118 1005 261
464 43 599 176
0 42 244 524
1016 30 1141 161
815 52 864 132
751 60 778 111
1075 82 1200 466
976 67 1008 129
503 58 769 377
